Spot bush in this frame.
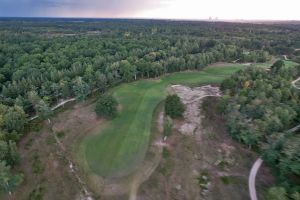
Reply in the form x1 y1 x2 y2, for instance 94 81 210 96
266 187 288 200
165 94 185 119
95 94 118 119
271 60 285 73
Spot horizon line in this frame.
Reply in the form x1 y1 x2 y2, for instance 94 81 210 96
0 16 300 22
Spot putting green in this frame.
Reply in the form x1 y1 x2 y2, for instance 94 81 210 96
79 64 245 178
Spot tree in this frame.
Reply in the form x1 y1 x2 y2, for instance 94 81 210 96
37 100 53 121
220 65 300 198
72 77 91 102
119 60 137 82
266 187 288 200
0 161 23 195
0 141 19 166
94 71 107 92
292 192 300 200
27 91 41 111
59 79 72 99
4 106 27 133
165 94 185 119
271 60 285 73
95 94 118 119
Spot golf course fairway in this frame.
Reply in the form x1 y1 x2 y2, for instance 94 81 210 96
79 64 244 178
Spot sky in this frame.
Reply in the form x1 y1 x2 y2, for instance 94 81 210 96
0 0 300 20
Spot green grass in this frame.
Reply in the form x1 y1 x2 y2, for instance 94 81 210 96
283 60 299 68
79 64 245 178
250 59 298 69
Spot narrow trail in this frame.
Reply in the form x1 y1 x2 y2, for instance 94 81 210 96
50 126 93 200
29 98 76 121
249 158 263 200
292 77 300 90
52 126 93 200
29 88 99 121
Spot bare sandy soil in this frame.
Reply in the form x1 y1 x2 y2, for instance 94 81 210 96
138 86 274 200
5 100 103 200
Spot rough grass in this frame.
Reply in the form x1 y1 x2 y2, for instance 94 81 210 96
283 60 299 68
79 64 246 178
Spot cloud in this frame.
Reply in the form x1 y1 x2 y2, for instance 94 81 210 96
0 0 172 17
0 0 299 19
58 0 171 17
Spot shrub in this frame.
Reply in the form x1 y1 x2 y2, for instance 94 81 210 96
95 94 118 119
165 94 185 119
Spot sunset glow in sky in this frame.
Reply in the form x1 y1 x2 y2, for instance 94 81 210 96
1 0 300 20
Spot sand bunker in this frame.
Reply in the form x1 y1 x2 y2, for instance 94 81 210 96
170 85 221 135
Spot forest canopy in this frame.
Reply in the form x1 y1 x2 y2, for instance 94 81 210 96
220 63 300 198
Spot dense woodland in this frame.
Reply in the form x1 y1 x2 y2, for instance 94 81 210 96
221 61 300 199
0 18 299 194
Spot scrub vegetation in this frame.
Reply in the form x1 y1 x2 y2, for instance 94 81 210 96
95 94 118 119
165 94 185 119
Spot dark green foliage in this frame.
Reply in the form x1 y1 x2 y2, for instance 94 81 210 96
266 187 288 200
36 100 53 120
220 64 300 198
28 185 44 200
165 94 185 119
95 94 118 119
72 77 91 102
56 131 65 138
0 161 23 193
0 141 19 166
271 60 285 73
4 106 27 133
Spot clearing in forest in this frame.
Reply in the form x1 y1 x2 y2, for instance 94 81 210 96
77 61 298 181
77 64 245 179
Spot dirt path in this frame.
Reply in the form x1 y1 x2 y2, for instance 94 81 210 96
29 98 76 121
249 158 263 200
292 77 300 90
50 124 93 200
29 89 100 121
